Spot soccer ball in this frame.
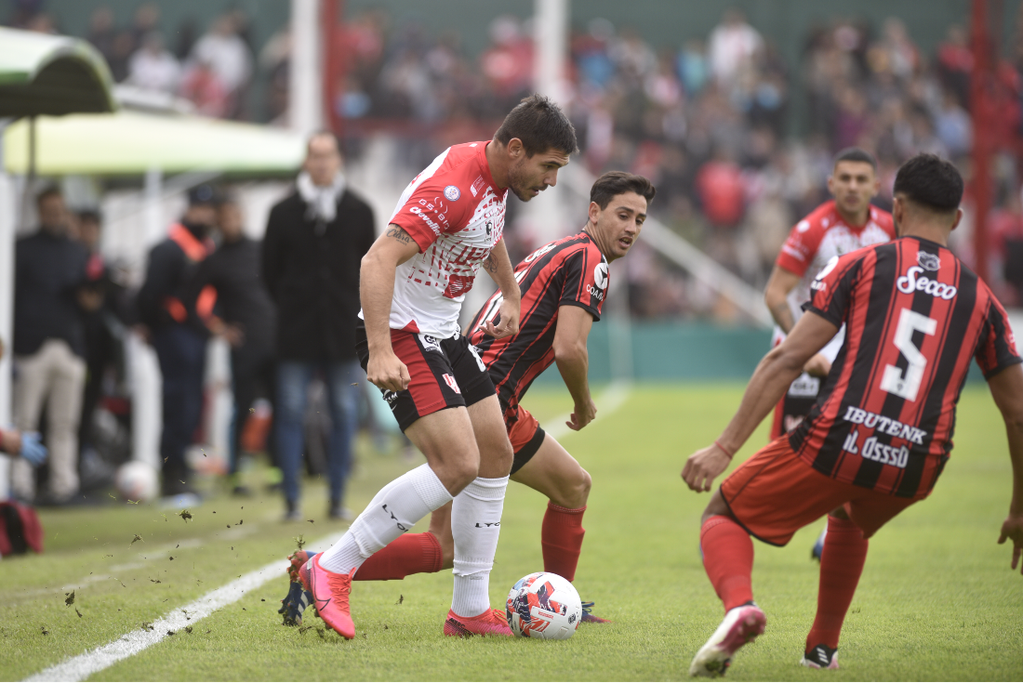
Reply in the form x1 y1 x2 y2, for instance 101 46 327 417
505 571 583 640
115 460 158 503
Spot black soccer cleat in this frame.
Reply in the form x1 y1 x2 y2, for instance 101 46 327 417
801 643 839 669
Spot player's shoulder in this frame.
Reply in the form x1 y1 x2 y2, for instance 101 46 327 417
791 200 837 236
525 231 601 267
423 141 487 186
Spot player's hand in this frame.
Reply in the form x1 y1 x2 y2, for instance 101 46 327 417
18 432 48 466
222 323 245 348
566 397 597 431
997 513 1023 575
483 298 521 339
366 351 410 393
803 353 831 378
681 442 732 493
1 428 21 455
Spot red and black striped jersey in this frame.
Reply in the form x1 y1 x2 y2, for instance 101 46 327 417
467 231 608 414
791 236 1021 498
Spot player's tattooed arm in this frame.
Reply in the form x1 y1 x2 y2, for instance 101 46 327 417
385 225 412 246
483 253 498 273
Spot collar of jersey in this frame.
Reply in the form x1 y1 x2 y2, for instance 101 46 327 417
475 140 504 197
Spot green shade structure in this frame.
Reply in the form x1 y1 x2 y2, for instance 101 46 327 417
3 110 306 177
0 26 117 117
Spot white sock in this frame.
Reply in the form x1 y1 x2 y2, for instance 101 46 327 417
450 475 509 617
318 464 452 574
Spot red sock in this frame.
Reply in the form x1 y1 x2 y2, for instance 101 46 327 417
806 515 868 650
541 503 586 582
353 532 443 581
700 515 755 612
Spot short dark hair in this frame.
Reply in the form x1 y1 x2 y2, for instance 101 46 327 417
590 171 656 210
893 153 963 213
494 94 578 157
834 147 877 171
36 186 62 207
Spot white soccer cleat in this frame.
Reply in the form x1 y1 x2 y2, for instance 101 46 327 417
689 603 767 677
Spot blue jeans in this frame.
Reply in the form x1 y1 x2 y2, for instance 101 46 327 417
153 325 207 485
276 359 361 506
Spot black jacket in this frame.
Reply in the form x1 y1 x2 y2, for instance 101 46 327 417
191 236 276 362
136 221 212 335
262 187 375 362
13 231 89 357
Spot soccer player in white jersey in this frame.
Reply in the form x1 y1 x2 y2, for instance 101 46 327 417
763 147 895 558
299 95 578 639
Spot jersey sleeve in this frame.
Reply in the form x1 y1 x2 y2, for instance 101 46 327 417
776 217 826 277
974 293 1023 379
389 180 471 253
558 247 607 320
802 253 862 328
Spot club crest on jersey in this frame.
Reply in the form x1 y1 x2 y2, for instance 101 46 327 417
471 175 485 197
444 185 461 201
485 221 493 238
442 373 461 394
917 251 941 271
896 265 957 300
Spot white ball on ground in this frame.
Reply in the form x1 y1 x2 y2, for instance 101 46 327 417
115 460 158 503
505 571 583 640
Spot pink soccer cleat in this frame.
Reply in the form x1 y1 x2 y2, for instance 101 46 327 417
443 608 513 637
688 603 767 677
298 554 355 639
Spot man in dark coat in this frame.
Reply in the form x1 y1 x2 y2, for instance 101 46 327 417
262 132 375 521
11 187 89 505
136 185 219 500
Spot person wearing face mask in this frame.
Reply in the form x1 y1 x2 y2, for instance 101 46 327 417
10 188 89 506
262 132 376 522
136 184 221 500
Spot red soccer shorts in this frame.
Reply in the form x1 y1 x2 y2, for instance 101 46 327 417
506 403 545 474
720 437 927 546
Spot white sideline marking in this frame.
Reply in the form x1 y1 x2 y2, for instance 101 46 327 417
543 381 631 439
25 532 345 683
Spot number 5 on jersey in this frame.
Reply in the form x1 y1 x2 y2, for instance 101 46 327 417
880 308 937 402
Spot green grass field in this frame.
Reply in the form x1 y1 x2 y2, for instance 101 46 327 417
2 383 1021 681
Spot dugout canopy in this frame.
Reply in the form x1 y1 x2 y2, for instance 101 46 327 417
2 110 306 177
0 26 117 117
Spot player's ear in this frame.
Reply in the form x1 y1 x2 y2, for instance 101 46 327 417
507 138 524 158
950 207 963 231
892 196 904 228
588 201 601 225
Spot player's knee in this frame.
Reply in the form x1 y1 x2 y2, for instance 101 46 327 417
700 491 731 525
446 460 479 493
549 466 591 509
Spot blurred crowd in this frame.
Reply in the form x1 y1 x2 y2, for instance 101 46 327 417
320 8 1023 315
6 2 1023 313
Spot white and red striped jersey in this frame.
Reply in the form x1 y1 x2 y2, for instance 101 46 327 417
772 200 895 360
366 141 508 338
